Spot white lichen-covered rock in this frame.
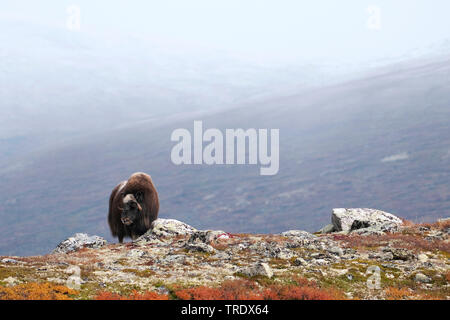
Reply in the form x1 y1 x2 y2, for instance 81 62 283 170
281 230 317 240
53 233 107 254
126 249 147 258
2 276 21 286
415 273 431 283
1 258 19 264
316 224 335 234
185 242 216 254
248 241 294 259
331 208 403 232
188 230 229 244
241 262 273 278
147 218 197 237
351 222 400 235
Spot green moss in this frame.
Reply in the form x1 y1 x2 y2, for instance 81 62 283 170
0 266 38 281
76 281 144 300
233 272 278 286
183 249 212 258
269 258 290 269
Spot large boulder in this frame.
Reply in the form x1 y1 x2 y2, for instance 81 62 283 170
53 233 107 254
331 208 403 233
137 218 197 242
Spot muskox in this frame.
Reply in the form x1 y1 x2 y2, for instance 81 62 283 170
108 172 159 242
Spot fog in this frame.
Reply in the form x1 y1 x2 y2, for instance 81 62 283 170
3 1 450 63
1 1 449 162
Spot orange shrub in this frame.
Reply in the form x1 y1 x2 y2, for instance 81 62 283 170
0 282 78 300
385 287 411 300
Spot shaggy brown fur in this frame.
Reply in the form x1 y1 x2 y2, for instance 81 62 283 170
108 172 159 242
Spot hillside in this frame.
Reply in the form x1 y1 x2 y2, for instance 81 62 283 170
1 56 450 256
0 210 448 300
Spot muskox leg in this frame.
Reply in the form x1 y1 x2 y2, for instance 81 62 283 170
118 235 124 243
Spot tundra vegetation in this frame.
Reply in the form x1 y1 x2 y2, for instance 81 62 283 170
0 212 448 300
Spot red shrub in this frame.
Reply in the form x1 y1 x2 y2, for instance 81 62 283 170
335 233 449 253
174 278 344 300
95 290 168 300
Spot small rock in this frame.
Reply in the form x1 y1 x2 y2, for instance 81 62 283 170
425 231 446 241
330 268 348 276
161 254 186 264
53 233 107 254
310 252 328 259
383 247 415 261
241 262 273 278
418 254 428 263
328 247 344 256
281 230 317 240
188 230 228 244
249 242 294 259
155 285 170 295
185 243 216 254
146 218 197 238
126 249 146 258
316 224 335 234
211 252 231 260
369 251 394 261
415 273 431 283
381 252 394 261
292 257 307 266
314 259 329 265
2 277 20 286
1 258 19 264
352 222 399 235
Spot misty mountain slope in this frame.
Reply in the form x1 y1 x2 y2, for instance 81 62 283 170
1 57 449 256
2 20 331 168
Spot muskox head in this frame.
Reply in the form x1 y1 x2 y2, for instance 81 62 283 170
120 192 143 226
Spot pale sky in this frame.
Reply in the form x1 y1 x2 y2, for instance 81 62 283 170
2 0 450 64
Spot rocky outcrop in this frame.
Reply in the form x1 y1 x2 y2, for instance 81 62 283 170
147 218 197 237
318 208 403 234
53 233 107 254
1 210 448 300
